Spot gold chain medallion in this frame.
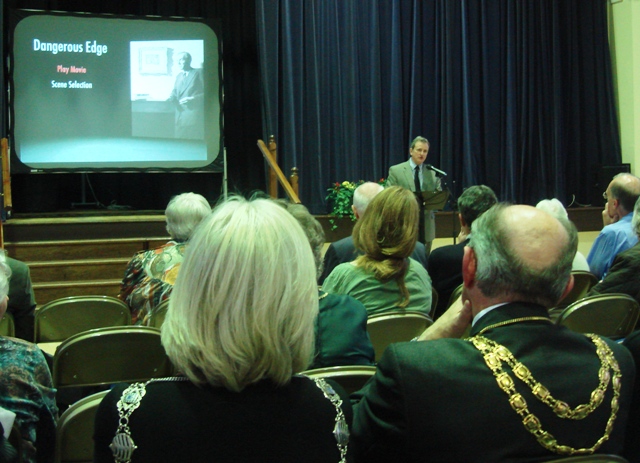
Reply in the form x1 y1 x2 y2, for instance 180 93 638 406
469 332 621 456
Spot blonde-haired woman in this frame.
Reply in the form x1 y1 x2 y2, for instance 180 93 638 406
94 197 352 463
323 186 432 316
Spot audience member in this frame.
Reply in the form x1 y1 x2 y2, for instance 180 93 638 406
94 196 353 463
588 173 640 279
5 256 37 342
427 185 497 319
536 198 590 271
323 186 432 317
319 181 428 284
351 204 634 462
277 200 375 369
118 192 211 324
386 136 442 255
0 256 57 463
589 196 640 303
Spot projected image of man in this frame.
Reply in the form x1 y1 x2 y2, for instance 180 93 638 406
168 52 204 139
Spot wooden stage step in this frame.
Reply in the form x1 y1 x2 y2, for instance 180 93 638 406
28 258 130 282
5 238 168 262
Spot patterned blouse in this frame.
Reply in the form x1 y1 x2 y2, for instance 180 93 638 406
118 241 187 324
0 336 58 463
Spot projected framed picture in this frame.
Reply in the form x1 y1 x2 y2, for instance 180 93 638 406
10 12 222 172
139 47 171 75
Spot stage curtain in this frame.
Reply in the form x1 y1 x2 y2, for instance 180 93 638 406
257 0 621 213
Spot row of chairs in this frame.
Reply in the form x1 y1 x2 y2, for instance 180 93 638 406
0 295 170 340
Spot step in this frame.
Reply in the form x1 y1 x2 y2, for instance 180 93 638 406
33 280 122 305
28 258 131 283
5 238 168 262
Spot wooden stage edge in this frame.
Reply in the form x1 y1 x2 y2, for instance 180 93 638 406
3 207 605 244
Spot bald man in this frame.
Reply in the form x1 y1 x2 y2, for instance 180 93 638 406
588 173 640 279
352 204 634 462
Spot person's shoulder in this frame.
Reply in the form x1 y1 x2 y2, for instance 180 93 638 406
408 258 430 278
0 336 38 353
331 262 358 275
331 236 354 252
389 160 409 170
291 375 352 404
383 337 471 368
5 257 28 272
320 292 366 314
618 241 640 257
428 242 461 258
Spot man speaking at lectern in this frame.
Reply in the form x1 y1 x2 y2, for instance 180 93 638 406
386 136 442 256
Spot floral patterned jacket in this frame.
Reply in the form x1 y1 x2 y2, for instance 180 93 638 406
0 336 58 463
118 241 186 324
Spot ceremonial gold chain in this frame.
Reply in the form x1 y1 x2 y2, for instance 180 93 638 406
469 333 621 456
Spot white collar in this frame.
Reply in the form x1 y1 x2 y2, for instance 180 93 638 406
472 302 510 326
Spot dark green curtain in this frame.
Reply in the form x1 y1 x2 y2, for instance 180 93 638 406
2 0 264 212
257 0 621 213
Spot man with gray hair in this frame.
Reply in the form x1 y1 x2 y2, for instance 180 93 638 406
588 172 640 279
352 204 634 462
318 182 428 284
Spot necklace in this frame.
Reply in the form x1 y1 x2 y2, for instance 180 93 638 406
476 316 552 336
110 376 190 463
469 331 621 456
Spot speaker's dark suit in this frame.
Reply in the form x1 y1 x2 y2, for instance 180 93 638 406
168 68 204 139
386 160 440 245
319 236 428 285
427 238 468 319
352 302 635 463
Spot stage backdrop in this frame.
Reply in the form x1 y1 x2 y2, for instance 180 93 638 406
257 0 622 214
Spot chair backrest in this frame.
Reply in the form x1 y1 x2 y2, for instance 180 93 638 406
447 283 464 310
34 296 131 343
549 270 599 320
52 326 173 388
145 299 169 329
301 365 376 394
556 293 640 340
367 311 433 361
54 390 109 463
0 312 15 337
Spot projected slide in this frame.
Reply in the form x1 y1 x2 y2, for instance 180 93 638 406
11 13 222 171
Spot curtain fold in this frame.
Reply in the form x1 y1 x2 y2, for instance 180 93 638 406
257 0 621 213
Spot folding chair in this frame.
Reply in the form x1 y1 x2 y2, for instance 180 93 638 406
34 296 131 343
367 311 433 361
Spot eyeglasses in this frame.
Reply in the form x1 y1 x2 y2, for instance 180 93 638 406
603 191 608 201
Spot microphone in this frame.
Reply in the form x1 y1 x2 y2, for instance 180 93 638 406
425 164 447 177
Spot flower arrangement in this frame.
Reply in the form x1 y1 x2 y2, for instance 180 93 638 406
326 179 386 229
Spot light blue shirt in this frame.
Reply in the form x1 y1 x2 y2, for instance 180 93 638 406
587 213 638 279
